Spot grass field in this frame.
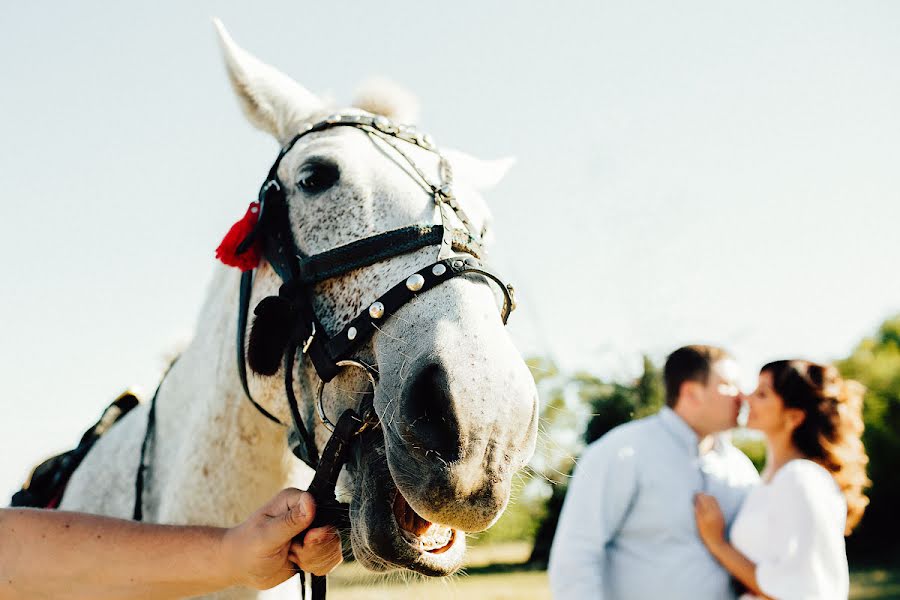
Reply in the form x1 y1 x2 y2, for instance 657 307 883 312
327 543 900 600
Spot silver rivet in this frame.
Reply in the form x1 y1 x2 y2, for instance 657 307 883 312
452 260 464 269
406 274 425 292
249 206 258 214
347 327 357 341
368 302 385 319
326 114 342 124
432 264 447 276
465 258 477 267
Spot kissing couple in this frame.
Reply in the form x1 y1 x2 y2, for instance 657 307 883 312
549 344 868 600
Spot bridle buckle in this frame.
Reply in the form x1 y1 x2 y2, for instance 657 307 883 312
316 360 379 434
301 322 316 354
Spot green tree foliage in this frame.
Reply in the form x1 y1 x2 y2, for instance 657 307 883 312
837 314 900 561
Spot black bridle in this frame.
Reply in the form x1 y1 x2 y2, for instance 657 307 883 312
135 111 517 599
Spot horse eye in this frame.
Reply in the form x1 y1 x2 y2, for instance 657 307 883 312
296 161 339 193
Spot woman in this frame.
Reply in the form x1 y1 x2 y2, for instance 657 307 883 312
694 360 869 600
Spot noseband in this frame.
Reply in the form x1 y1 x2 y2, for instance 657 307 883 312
134 111 517 599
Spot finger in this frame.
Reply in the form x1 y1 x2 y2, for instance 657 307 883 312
308 551 343 577
291 536 343 575
303 525 339 547
320 553 344 576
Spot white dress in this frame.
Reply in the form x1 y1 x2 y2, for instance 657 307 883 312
730 459 849 600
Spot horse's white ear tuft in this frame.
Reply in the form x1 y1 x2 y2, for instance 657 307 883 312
212 18 324 143
352 77 420 124
443 149 516 191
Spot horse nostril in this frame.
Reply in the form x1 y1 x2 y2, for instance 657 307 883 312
403 363 461 463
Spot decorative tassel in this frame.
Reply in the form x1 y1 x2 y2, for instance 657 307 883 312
248 295 294 375
216 202 262 271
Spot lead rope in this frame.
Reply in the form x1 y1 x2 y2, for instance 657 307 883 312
302 409 366 600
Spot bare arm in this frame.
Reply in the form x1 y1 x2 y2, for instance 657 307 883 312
0 489 342 600
693 493 772 600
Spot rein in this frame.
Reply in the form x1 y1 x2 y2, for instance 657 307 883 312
133 111 517 599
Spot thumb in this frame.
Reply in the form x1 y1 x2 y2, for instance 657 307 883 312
281 492 316 535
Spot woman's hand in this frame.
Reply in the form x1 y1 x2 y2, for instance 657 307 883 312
693 492 727 553
222 488 344 590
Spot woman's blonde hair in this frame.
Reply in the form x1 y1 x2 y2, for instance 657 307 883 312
762 360 870 534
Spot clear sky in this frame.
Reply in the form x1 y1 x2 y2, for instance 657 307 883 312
2 1 899 500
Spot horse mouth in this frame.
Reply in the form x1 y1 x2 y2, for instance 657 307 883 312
393 490 458 555
350 442 466 576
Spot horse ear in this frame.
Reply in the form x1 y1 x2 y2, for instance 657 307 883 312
213 18 324 144
442 149 515 191
352 77 420 124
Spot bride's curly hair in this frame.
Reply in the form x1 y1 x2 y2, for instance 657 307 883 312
762 360 870 534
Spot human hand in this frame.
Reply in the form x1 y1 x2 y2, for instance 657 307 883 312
693 492 727 553
222 488 344 590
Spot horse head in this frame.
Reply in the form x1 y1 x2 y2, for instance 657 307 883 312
214 21 538 576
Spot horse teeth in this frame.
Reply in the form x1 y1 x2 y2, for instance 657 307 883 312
392 490 456 553
399 523 454 552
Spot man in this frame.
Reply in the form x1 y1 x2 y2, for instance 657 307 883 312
548 345 759 599
0 488 342 599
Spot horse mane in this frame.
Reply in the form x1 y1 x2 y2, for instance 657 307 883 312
352 77 420 124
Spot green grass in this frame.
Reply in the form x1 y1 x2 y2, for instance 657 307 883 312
327 543 900 600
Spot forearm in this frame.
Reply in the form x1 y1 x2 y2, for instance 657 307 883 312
0 508 237 600
707 540 772 600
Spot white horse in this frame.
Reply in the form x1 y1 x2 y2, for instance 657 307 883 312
59 20 538 599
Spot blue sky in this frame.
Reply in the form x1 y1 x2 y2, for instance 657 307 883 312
2 1 899 499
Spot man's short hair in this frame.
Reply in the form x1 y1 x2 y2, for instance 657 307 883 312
664 345 731 407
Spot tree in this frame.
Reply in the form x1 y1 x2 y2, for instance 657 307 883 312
837 314 900 561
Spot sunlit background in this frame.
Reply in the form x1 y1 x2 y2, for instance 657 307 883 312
2 2 899 593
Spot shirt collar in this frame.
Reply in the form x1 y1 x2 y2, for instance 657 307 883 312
658 406 729 456
658 406 702 456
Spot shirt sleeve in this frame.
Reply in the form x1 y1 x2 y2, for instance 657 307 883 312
754 463 846 600
548 434 639 600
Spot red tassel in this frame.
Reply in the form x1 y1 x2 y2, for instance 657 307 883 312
216 202 262 271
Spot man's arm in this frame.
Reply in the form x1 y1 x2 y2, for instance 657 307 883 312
548 436 639 600
0 489 342 600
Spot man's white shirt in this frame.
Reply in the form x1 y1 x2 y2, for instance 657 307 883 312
548 407 759 600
